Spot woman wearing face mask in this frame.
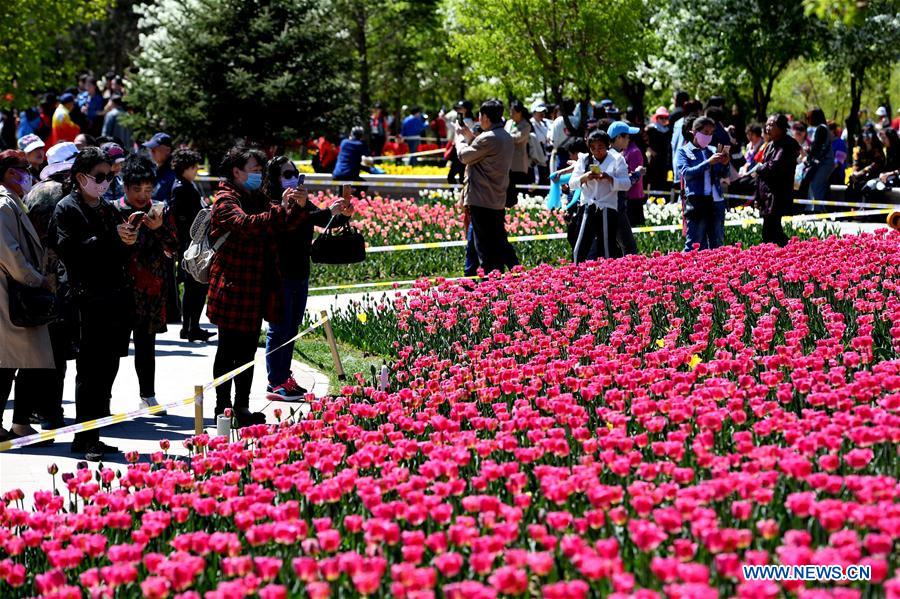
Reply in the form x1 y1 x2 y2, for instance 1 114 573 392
676 116 730 251
261 156 354 400
49 146 137 461
0 151 56 443
110 155 178 416
207 146 308 428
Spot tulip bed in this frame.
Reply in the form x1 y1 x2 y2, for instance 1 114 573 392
308 191 839 291
3 232 898 598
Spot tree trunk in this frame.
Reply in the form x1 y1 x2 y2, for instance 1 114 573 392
619 76 646 125
846 69 864 156
355 11 370 118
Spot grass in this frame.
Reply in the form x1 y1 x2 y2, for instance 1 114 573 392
291 330 389 394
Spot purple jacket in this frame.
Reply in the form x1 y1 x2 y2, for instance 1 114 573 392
623 141 645 200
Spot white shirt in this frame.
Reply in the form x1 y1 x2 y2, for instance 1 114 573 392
550 115 581 149
571 151 630 210
530 116 549 148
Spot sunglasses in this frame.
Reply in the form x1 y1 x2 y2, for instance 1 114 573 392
282 170 300 179
84 172 117 184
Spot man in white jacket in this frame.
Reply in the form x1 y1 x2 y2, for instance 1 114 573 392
570 130 631 263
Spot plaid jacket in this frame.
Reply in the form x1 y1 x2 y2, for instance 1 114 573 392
207 181 306 333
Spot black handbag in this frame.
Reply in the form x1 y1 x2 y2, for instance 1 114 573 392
311 216 366 265
6 209 58 327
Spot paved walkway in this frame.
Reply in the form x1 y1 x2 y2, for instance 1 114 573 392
0 317 329 503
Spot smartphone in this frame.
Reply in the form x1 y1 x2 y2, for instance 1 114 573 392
127 211 145 228
457 113 465 126
297 173 306 186
590 164 601 175
147 203 163 220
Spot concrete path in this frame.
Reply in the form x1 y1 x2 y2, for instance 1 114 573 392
0 318 328 504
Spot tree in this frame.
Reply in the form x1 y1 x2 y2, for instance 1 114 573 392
0 0 111 108
820 0 900 151
447 0 646 106
657 0 819 120
127 0 353 164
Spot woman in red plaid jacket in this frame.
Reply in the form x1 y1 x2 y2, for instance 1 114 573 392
207 146 308 427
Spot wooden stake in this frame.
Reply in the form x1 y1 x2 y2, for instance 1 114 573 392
320 310 346 381
194 385 204 436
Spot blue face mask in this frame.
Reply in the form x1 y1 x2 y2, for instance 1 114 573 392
243 172 262 191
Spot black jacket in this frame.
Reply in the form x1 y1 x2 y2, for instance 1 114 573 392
755 136 800 217
276 201 347 281
49 191 131 302
170 177 204 253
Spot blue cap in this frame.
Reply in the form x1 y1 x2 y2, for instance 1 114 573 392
142 132 172 148
59 93 75 104
599 99 615 108
607 121 639 138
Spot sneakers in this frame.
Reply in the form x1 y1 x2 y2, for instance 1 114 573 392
139 396 168 416
266 376 308 402
72 440 120 461
182 328 215 343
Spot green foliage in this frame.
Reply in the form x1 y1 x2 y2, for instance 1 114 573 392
657 0 819 120
0 0 111 108
127 0 353 163
446 0 648 104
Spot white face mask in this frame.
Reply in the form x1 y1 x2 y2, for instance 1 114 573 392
16 172 33 197
81 174 110 199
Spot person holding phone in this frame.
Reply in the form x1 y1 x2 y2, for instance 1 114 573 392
49 147 136 461
110 155 178 416
570 129 631 263
676 117 730 251
262 157 354 401
207 146 308 428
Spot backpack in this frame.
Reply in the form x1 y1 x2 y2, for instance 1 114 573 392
182 207 229 284
528 132 547 166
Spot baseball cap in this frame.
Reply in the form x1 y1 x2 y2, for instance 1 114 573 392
17 134 45 154
101 142 126 163
530 101 547 114
143 132 173 149
876 106 888 117
40 142 79 180
59 93 75 104
599 99 615 108
607 121 640 138
654 106 670 118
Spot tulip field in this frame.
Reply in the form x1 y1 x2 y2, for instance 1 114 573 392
308 191 839 291
1 228 898 598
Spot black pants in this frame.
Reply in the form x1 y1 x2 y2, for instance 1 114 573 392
213 328 259 411
0 369 32 427
627 198 646 226
370 134 386 156
447 154 465 184
616 194 638 256
535 164 551 185
573 205 620 263
133 330 156 398
181 273 209 333
73 302 131 445
164 258 181 324
469 205 518 274
507 171 530 207
762 214 788 247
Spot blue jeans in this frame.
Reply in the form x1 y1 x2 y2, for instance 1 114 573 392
407 139 420 165
265 277 309 387
708 201 726 249
683 197 712 252
464 222 479 276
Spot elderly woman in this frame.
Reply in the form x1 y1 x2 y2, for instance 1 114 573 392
753 114 801 247
0 150 55 443
208 146 308 428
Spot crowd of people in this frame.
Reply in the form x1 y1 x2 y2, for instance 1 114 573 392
2 70 898 459
0 75 355 461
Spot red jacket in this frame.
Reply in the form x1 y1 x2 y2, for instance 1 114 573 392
207 181 307 333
